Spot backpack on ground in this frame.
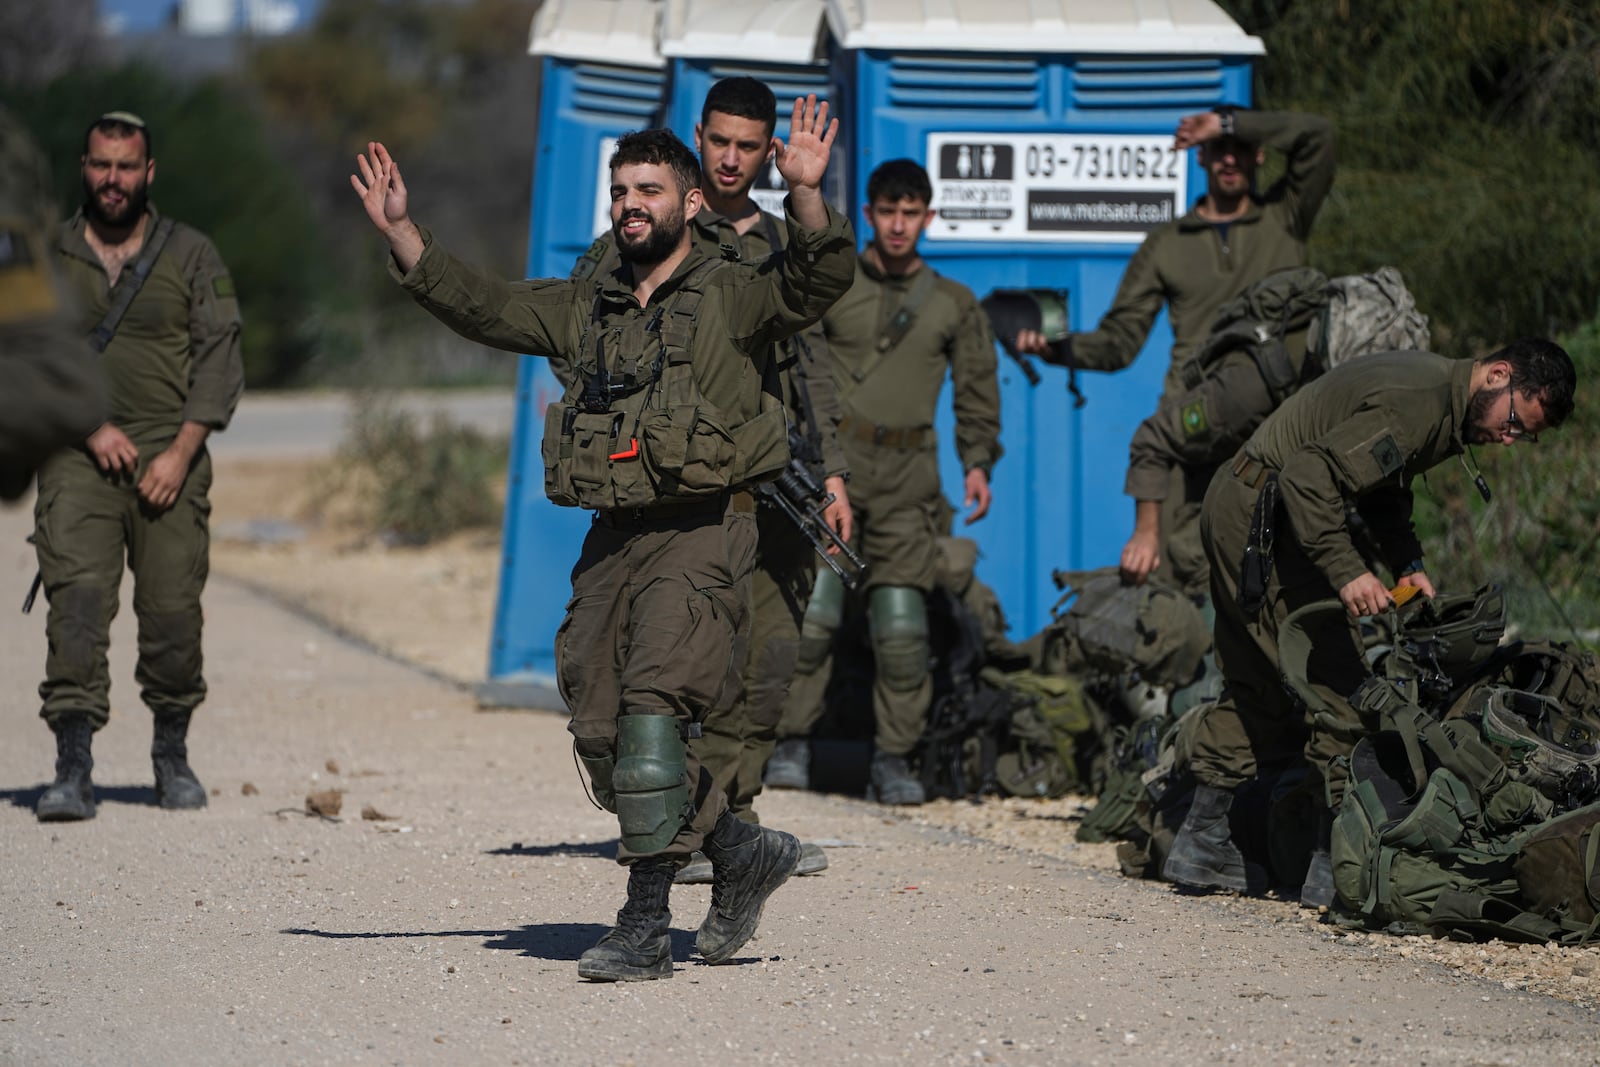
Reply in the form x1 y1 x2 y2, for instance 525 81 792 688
1033 568 1209 691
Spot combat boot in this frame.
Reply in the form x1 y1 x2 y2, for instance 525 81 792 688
1300 807 1336 909
764 738 811 790
867 751 925 806
152 713 207 810
578 856 675 981
696 811 801 963
1163 783 1251 893
36 714 96 822
677 840 829 884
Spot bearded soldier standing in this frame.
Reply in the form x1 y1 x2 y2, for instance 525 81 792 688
352 97 854 980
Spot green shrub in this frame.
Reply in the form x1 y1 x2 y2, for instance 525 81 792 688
335 396 506 545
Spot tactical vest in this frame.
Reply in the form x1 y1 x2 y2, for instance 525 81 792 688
541 258 787 510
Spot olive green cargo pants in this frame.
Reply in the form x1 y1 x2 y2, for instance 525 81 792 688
1196 466 1370 806
33 446 212 729
691 505 816 823
557 495 757 862
780 437 938 756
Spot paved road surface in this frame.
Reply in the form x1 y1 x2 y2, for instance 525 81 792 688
1 493 1596 1064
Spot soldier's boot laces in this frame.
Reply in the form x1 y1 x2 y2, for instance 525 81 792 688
36 715 96 822
763 738 811 791
577 856 675 982
867 752 925 807
1163 783 1251 893
1300 807 1336 910
696 811 801 964
152 714 208 810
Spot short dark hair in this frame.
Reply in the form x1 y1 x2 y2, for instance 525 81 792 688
701 77 777 138
1483 337 1577 427
609 129 702 198
866 159 932 206
83 111 152 159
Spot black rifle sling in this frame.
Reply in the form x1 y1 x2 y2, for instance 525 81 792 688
849 266 939 387
89 215 176 353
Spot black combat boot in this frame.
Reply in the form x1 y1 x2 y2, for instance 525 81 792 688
577 856 676 981
36 715 97 822
152 713 207 810
868 751 925 806
1300 807 1336 909
1162 783 1251 892
696 810 801 963
763 738 811 790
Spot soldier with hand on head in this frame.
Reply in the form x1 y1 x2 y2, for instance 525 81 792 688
1014 106 1335 597
34 110 244 823
352 96 856 982
567 78 851 885
768 158 1003 807
1168 340 1576 906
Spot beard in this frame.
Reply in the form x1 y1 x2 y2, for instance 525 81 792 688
83 173 148 228
613 204 685 266
1463 383 1508 444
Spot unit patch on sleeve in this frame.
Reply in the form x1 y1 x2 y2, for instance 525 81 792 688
1180 400 1208 438
212 275 236 300
1368 434 1403 478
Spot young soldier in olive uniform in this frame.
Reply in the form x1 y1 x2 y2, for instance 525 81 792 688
353 101 854 981
1016 107 1335 595
0 104 106 500
771 159 1002 806
1169 341 1576 901
568 81 851 868
34 112 244 822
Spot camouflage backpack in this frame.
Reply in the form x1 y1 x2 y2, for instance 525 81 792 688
1312 266 1433 371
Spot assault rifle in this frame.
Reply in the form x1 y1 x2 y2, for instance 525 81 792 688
757 427 868 591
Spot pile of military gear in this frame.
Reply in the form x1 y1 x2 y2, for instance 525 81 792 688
1084 583 1600 944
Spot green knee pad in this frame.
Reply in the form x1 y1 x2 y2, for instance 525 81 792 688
869 585 929 692
795 568 845 673
613 714 691 854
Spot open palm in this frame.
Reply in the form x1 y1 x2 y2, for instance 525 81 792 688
774 94 837 192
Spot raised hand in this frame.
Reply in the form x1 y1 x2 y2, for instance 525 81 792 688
1174 111 1222 150
773 94 838 193
350 141 409 234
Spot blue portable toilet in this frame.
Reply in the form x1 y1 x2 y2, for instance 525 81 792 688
657 0 843 212
826 0 1262 638
481 0 668 706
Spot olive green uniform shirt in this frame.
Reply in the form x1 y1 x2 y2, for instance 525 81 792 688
394 199 856 490
824 255 1003 475
54 206 244 447
1074 110 1337 396
1228 351 1469 591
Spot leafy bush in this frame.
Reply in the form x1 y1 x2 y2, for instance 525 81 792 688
332 396 506 545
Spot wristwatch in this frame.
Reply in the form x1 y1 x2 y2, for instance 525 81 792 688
1212 105 1237 138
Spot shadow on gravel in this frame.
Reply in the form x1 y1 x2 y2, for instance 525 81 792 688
484 924 698 962
486 840 619 860
2 784 160 810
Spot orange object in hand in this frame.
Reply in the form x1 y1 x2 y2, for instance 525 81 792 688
1388 584 1424 607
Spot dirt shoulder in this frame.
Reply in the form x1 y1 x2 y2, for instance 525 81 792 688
202 456 1600 1025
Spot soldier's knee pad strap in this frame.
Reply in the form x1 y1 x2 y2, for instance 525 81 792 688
869 585 930 692
613 714 691 854
795 569 846 672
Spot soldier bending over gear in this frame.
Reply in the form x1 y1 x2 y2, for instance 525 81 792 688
1172 340 1576 906
353 100 855 981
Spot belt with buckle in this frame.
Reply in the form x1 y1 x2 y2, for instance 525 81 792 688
594 490 754 529
838 414 934 450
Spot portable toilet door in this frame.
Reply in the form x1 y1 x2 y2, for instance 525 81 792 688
826 0 1261 639
481 0 668 706
658 0 844 214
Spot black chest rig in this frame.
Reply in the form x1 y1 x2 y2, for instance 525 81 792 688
541 257 785 510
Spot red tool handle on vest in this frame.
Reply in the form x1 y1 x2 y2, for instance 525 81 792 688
609 437 640 461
